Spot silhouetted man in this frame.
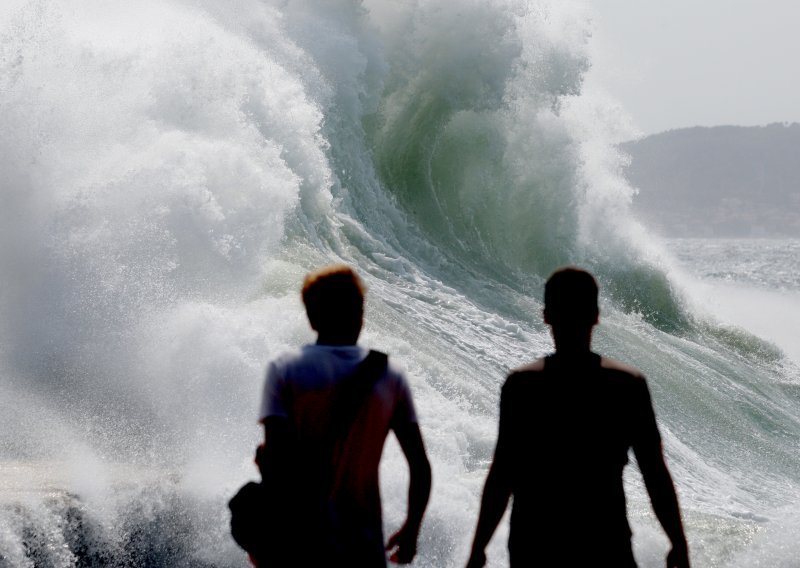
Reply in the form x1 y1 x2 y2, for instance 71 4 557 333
466 267 689 567
257 265 431 566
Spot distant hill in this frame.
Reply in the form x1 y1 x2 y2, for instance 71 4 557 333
622 123 800 237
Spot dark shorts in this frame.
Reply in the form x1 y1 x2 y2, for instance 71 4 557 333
509 538 637 567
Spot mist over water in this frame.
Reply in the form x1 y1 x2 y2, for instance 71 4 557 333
1 1 799 566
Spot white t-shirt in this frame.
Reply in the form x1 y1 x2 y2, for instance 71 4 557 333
259 344 418 530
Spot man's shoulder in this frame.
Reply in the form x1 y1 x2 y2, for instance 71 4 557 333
503 358 547 391
503 355 646 388
269 345 408 392
270 344 365 370
268 346 311 374
597 356 651 400
510 357 547 374
598 356 645 380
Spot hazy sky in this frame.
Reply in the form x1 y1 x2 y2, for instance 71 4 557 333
587 0 800 135
3 0 797 136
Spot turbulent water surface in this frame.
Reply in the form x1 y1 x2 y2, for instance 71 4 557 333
1 1 799 566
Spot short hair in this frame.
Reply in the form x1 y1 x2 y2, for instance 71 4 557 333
302 265 365 333
543 267 599 327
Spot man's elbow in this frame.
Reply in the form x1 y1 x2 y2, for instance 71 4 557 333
639 455 681 505
410 453 432 488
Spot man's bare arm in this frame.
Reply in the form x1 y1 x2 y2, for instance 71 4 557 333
386 422 432 565
465 455 512 568
632 378 690 568
256 416 292 481
466 378 517 568
635 442 689 568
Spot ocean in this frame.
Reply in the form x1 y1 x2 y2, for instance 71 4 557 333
1 1 798 566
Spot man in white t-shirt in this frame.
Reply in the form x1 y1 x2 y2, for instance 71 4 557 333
257 265 432 567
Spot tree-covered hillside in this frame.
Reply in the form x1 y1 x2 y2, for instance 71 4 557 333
623 123 800 236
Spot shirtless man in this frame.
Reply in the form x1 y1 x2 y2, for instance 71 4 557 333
466 267 689 567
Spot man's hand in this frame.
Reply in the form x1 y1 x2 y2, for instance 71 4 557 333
465 549 486 568
667 543 690 568
386 524 418 564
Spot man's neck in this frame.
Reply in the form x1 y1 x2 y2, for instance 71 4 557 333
553 343 592 356
316 334 358 346
551 326 593 355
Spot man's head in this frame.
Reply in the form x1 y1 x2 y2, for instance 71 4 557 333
302 265 365 343
543 267 599 330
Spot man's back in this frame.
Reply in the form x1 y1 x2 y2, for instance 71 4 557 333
500 352 660 562
466 268 688 568
260 343 418 565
